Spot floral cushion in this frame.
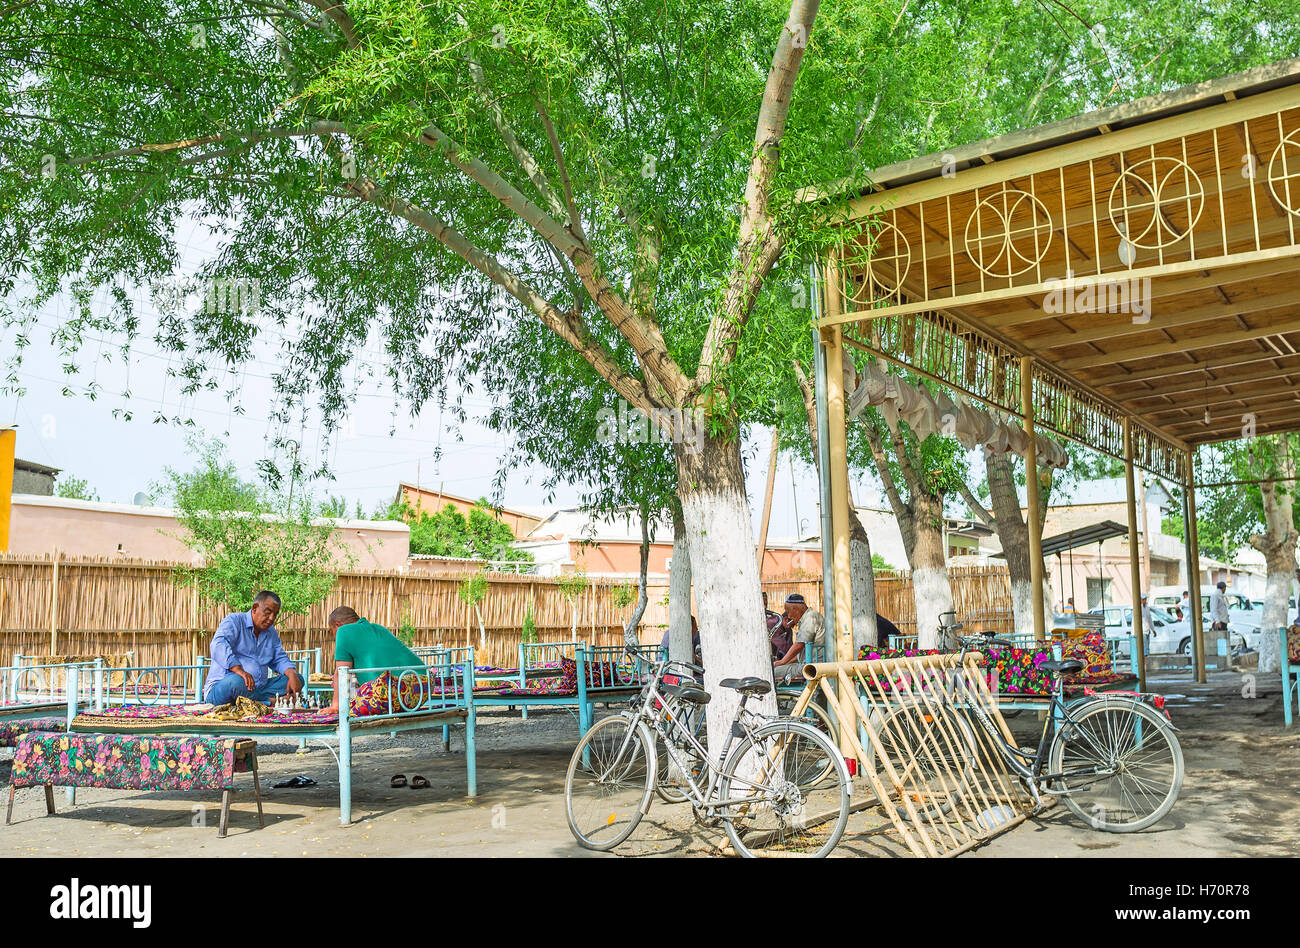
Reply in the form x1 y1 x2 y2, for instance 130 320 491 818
857 644 1055 695
0 717 66 748
1287 625 1300 665
349 671 426 716
1060 632 1112 677
10 731 239 791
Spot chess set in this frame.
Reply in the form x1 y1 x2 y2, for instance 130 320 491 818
273 691 326 713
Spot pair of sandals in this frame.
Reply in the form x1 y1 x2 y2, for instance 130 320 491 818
391 774 429 789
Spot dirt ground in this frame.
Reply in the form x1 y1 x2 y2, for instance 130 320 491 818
2 668 1297 858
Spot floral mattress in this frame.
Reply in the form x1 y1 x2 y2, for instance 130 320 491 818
10 731 246 791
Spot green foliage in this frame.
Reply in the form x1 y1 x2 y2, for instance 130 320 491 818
396 611 416 647
871 552 895 571
9 0 1298 482
556 569 590 601
54 475 99 501
457 571 489 608
1190 435 1300 562
520 605 538 644
377 498 533 563
610 583 637 610
157 438 348 616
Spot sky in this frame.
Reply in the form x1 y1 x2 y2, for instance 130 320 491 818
2 216 871 540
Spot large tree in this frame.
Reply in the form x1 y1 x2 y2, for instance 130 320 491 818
8 0 1300 741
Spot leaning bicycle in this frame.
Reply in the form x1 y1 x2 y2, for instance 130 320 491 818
564 647 852 857
867 625 1183 832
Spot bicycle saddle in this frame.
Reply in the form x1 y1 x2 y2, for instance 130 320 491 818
663 682 711 705
720 677 772 696
1040 659 1084 676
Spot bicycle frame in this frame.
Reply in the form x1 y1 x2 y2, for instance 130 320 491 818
599 655 803 815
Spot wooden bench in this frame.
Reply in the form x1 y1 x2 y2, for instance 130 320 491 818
5 731 264 837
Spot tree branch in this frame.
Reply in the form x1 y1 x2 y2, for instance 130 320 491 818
344 175 658 420
696 0 820 389
300 0 358 47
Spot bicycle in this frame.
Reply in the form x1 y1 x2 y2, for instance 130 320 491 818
865 623 1183 833
564 646 853 857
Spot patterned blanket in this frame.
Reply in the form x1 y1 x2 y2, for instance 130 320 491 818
0 717 66 747
10 731 243 791
72 703 339 732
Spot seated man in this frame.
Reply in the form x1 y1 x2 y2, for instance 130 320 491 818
204 590 304 705
319 606 425 714
659 615 702 665
773 593 825 680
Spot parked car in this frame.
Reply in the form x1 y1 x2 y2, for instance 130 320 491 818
1149 585 1261 652
1096 605 1248 656
1250 598 1298 627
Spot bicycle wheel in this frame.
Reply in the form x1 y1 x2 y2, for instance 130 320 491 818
655 700 707 805
775 692 838 785
1049 697 1183 833
717 721 850 857
864 700 977 822
564 715 656 850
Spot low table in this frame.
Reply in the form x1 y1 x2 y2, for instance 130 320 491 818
5 732 264 837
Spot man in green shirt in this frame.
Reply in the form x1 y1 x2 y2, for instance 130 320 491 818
319 606 424 714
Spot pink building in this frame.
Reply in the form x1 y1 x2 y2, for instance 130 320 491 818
6 494 410 571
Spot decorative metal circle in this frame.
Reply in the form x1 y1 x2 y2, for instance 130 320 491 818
1107 157 1205 250
17 667 47 696
134 668 162 705
396 668 427 711
1267 129 1300 217
963 186 1054 278
840 221 911 305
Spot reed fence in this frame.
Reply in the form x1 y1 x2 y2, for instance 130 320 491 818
0 554 1015 670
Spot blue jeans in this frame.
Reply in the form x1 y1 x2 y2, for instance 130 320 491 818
205 671 294 705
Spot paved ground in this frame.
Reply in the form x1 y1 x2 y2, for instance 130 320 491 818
1 667 1297 857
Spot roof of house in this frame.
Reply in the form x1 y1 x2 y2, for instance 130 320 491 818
11 493 410 531
396 482 544 521
14 457 60 477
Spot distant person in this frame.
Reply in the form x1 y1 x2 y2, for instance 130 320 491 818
660 615 701 664
1140 593 1154 634
204 591 304 705
875 612 902 649
774 594 825 680
1176 590 1190 621
318 606 425 715
1063 597 1076 614
1209 580 1230 634
762 592 783 634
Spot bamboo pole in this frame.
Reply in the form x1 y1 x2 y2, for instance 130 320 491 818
825 325 852 668
756 428 780 579
1021 357 1047 643
49 548 60 655
1185 448 1207 684
1123 419 1147 690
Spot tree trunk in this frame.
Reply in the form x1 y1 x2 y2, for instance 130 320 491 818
674 433 775 751
1250 438 1296 674
986 449 1055 636
849 511 879 653
794 361 879 653
911 492 954 649
668 506 694 664
624 499 651 649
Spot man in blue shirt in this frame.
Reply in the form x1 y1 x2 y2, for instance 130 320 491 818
204 590 304 705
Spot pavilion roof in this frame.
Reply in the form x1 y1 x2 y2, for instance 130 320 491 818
810 58 1300 484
